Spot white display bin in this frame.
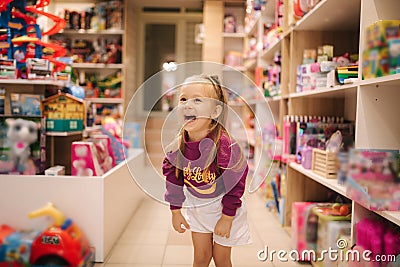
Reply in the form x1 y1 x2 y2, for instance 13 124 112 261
0 149 146 262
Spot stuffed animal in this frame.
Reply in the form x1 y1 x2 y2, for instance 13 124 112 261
6 118 38 173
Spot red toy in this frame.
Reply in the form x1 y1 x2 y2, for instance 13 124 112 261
0 203 94 266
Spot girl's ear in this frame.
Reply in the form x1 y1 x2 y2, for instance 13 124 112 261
211 105 222 120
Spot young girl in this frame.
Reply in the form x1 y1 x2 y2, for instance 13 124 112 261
162 74 251 267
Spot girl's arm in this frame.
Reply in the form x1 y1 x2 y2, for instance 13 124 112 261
218 138 248 217
163 155 186 210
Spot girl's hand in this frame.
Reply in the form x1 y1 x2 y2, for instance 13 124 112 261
214 214 234 238
171 209 190 233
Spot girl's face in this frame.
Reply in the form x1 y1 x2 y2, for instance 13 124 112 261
178 83 221 141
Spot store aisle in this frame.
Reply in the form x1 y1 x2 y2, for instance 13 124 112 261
94 175 311 267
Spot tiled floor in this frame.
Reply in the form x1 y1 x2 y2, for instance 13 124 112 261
94 186 312 267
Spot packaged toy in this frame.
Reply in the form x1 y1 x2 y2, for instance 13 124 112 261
123 122 141 148
355 218 400 267
224 14 236 33
90 134 116 172
44 165 65 176
26 58 53 80
10 93 42 116
291 202 317 261
71 141 103 176
0 59 17 79
346 149 400 211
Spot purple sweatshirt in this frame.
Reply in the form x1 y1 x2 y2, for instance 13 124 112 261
163 131 248 216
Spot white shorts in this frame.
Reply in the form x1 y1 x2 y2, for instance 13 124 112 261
183 192 252 247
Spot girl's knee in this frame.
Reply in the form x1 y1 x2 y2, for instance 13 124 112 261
194 250 212 265
213 244 232 267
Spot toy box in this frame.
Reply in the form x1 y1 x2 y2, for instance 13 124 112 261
71 141 103 176
311 203 351 266
0 59 16 79
317 220 351 267
10 93 42 116
388 38 400 74
44 165 65 176
89 134 116 173
124 122 141 148
362 47 390 79
26 58 53 80
291 202 317 261
371 20 400 48
356 218 400 267
346 149 400 211
100 128 125 164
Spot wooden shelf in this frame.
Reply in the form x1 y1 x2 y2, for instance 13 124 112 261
0 79 66 86
375 210 400 226
261 38 282 62
293 0 361 31
360 73 400 87
223 32 246 38
289 84 358 98
266 95 282 102
46 131 82 137
289 162 346 196
245 12 260 36
86 98 124 104
58 29 124 35
72 63 124 69
244 58 257 71
222 65 247 72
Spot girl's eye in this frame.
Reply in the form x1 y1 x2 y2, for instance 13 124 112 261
179 97 187 102
194 98 202 103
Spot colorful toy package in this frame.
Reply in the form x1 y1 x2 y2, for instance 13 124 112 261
71 141 103 176
356 218 400 267
291 202 317 261
346 149 400 211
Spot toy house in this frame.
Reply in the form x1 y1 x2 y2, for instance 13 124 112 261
41 92 85 132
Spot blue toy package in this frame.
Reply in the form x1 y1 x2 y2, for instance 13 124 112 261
101 128 125 164
10 93 42 116
124 122 141 148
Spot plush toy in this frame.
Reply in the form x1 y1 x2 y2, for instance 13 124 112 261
6 118 38 173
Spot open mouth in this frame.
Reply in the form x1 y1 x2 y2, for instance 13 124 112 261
184 115 196 122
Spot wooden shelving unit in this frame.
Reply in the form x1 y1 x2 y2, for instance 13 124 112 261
239 0 400 249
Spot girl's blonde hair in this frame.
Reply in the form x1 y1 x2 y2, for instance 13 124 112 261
174 74 245 179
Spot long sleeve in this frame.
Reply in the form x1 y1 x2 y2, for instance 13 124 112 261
163 154 185 210
218 137 248 216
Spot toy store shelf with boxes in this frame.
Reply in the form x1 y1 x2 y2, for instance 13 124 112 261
222 2 247 73
72 63 124 70
0 148 146 263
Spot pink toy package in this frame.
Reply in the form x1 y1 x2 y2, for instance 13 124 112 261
291 202 316 261
346 149 400 211
356 218 400 267
71 141 103 176
90 134 116 172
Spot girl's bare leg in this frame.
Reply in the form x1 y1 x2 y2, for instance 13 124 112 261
192 232 213 267
213 242 232 267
